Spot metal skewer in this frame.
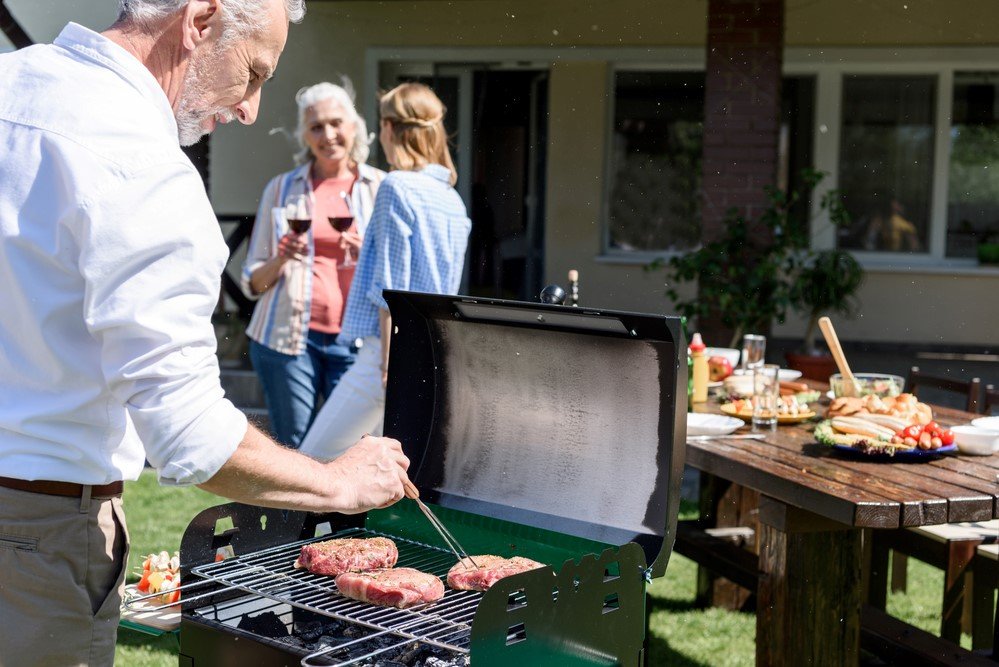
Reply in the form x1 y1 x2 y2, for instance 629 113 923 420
403 480 479 570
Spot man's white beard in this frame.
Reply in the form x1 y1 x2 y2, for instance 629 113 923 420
175 48 232 147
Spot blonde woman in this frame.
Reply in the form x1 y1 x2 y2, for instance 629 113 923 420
241 82 386 449
300 83 472 460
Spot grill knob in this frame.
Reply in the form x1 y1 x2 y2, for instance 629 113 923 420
539 284 567 305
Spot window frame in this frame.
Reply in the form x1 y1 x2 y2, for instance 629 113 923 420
600 48 999 272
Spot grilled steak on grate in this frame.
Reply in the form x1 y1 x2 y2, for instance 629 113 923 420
446 555 546 592
334 567 445 609
293 537 398 576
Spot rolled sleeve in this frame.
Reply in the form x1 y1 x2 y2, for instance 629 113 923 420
79 162 246 486
239 176 281 300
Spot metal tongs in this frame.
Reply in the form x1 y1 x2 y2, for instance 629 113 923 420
403 480 479 570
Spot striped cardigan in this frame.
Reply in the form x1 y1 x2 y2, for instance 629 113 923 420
240 161 386 355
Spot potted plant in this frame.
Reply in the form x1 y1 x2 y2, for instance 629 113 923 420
977 226 999 265
785 248 864 380
648 169 833 350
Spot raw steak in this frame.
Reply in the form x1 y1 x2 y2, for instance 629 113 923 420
446 555 546 592
334 568 445 609
293 537 398 577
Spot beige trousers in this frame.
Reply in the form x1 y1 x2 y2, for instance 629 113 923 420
0 485 129 667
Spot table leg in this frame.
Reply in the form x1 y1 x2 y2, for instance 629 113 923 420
696 472 759 610
757 496 862 667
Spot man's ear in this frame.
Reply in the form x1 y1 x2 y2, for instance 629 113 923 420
180 0 222 52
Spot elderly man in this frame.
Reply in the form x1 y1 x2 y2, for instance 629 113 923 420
0 1 411 664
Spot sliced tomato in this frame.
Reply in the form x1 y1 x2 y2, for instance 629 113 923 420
137 571 151 593
166 589 181 605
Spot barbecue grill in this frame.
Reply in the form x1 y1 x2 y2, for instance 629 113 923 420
178 291 686 666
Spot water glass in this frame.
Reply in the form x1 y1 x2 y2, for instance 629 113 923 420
741 334 767 372
752 363 780 432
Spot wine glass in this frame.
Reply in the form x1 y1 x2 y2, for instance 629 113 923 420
329 190 356 268
285 194 312 235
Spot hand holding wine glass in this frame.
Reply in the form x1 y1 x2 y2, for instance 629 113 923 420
329 190 358 268
283 194 312 261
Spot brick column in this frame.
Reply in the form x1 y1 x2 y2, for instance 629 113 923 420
702 0 784 240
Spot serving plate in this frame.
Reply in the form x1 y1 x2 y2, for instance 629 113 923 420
120 584 180 632
971 416 999 431
720 403 816 424
829 443 957 461
731 368 803 381
687 413 744 437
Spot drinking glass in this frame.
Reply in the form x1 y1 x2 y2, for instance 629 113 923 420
329 190 357 268
285 194 312 235
752 363 780 432
741 334 767 372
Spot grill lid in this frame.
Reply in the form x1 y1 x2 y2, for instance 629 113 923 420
383 291 686 576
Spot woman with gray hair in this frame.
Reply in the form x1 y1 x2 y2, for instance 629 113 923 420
241 81 386 449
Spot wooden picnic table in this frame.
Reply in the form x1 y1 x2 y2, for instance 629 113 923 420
685 394 999 666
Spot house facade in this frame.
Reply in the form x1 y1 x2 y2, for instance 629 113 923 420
5 0 999 346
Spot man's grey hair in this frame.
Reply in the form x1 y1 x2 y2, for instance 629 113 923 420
294 80 372 167
118 0 305 41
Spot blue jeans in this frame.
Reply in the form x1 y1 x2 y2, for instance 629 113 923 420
249 330 357 449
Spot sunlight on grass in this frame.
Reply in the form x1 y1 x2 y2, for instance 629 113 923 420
115 470 220 667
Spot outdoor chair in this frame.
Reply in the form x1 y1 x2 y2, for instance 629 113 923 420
984 384 999 415
907 366 982 413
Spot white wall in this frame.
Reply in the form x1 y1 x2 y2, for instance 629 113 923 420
0 0 118 50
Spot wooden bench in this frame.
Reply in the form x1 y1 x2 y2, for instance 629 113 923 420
870 521 998 644
675 519 996 665
972 544 998 654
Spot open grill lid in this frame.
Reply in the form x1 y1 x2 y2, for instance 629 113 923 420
383 291 686 576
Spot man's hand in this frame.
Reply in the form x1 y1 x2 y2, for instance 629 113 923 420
326 435 410 513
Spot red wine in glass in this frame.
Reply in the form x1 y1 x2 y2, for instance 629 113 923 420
328 216 354 233
287 218 312 234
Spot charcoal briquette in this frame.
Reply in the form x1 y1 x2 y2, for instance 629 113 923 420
236 611 289 638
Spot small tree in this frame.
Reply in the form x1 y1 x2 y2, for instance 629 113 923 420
648 169 854 348
790 249 864 355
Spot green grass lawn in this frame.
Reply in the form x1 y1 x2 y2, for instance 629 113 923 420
114 470 981 666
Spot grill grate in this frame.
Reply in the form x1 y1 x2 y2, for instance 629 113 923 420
189 527 482 655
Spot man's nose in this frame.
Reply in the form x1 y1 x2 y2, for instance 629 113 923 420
234 91 261 125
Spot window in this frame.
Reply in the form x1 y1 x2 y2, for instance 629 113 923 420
606 72 814 255
608 71 704 253
947 72 999 258
836 75 936 254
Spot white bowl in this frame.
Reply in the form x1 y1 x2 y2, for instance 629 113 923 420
971 416 999 431
686 413 744 437
951 424 999 456
705 347 741 368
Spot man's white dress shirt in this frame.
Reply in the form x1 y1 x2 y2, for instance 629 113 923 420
0 23 246 486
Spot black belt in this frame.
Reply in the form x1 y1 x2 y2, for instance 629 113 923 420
0 476 123 498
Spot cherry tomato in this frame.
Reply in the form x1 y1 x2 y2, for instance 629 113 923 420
902 425 923 440
923 421 940 435
939 429 955 446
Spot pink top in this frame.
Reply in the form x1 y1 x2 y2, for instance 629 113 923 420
309 174 356 334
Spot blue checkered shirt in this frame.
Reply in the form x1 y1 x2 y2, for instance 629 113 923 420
337 165 471 344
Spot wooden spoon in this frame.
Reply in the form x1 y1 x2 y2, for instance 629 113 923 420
818 316 859 398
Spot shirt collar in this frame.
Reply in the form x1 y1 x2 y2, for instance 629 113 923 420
293 161 382 184
419 164 452 183
54 22 178 141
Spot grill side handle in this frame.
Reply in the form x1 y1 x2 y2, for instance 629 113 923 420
179 503 364 582
469 542 648 667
